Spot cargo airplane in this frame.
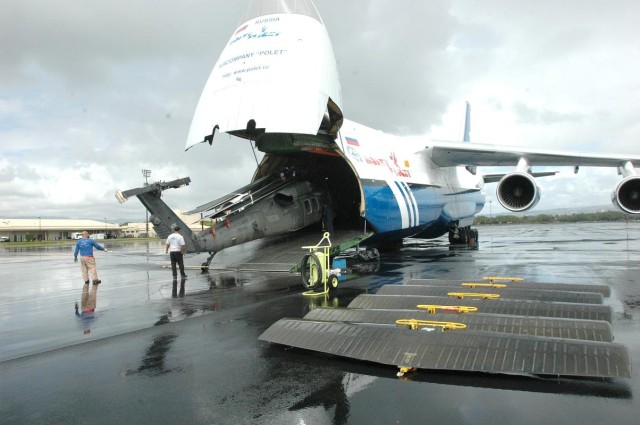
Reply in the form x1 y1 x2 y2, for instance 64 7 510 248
117 0 640 275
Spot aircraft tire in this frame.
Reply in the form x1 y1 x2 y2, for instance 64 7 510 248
301 253 323 289
449 227 472 245
460 227 469 244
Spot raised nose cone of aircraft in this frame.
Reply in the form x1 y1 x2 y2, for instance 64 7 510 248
186 0 343 150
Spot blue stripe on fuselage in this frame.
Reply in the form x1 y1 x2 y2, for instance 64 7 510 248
361 180 484 241
393 181 416 227
403 182 419 226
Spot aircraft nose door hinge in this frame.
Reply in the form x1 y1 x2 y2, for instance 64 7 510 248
203 125 219 145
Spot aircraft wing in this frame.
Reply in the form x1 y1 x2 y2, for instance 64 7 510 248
482 172 557 184
428 140 640 213
429 140 640 168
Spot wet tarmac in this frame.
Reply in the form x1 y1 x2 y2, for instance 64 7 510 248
1 221 640 424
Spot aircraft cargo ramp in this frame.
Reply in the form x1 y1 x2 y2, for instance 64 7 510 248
259 277 632 379
204 227 371 272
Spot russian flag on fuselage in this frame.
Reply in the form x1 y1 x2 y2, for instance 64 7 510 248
346 137 359 146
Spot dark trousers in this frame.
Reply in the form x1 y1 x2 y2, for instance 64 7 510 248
169 251 186 277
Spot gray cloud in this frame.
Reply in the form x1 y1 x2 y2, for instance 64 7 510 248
512 101 585 125
1 0 639 221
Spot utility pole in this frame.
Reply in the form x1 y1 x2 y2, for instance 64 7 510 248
142 169 151 237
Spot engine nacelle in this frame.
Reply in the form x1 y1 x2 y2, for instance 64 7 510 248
496 172 541 212
612 176 640 214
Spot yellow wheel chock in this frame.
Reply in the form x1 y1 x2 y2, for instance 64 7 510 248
396 319 467 331
416 304 478 314
397 366 416 377
447 292 500 300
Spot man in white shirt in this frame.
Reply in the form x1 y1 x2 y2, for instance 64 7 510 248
165 226 187 278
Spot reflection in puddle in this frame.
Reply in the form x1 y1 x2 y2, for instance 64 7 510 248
75 283 98 334
124 332 179 377
172 276 186 298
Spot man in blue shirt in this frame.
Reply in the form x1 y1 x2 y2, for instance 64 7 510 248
74 231 106 285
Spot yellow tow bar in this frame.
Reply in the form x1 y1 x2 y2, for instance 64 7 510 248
447 292 500 300
461 282 507 288
396 319 467 331
483 276 523 282
416 304 478 314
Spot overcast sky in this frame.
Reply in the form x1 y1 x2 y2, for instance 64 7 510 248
2 0 639 223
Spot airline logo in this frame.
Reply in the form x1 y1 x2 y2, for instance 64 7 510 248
346 146 362 162
361 155 411 178
390 152 399 167
230 25 281 45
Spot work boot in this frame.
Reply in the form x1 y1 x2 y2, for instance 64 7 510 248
93 279 101 285
84 280 89 285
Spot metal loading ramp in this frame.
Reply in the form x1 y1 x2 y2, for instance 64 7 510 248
259 277 632 379
347 295 612 322
259 319 631 378
303 308 614 342
410 279 611 297
348 294 613 323
206 228 370 272
376 285 604 304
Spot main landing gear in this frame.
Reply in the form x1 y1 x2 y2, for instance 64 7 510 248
448 225 478 249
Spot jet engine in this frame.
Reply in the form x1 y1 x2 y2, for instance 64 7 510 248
496 172 541 212
612 176 640 214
